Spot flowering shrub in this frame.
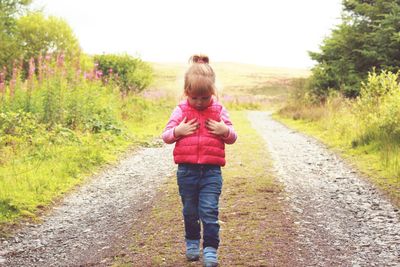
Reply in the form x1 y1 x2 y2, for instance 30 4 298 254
94 53 153 94
0 52 123 134
0 52 172 225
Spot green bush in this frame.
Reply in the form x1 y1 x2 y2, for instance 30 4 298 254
0 111 44 150
94 53 153 94
0 53 170 225
356 70 400 141
0 111 38 137
0 54 125 134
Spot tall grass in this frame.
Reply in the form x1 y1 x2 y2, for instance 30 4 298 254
0 54 173 228
277 70 400 204
354 71 400 178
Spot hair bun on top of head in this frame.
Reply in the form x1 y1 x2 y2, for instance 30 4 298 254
189 54 209 64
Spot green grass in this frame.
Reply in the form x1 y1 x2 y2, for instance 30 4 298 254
277 71 400 208
274 111 400 207
112 111 298 266
0 98 173 234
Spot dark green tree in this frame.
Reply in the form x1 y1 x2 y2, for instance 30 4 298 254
309 0 400 98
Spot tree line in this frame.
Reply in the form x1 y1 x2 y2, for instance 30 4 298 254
308 0 400 100
1 1 80 74
0 0 152 93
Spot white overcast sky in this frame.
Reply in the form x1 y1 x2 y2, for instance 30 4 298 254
31 0 343 68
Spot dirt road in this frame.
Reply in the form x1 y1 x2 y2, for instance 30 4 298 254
1 111 399 266
248 111 400 267
0 143 176 266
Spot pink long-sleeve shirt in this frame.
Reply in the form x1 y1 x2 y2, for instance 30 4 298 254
162 102 237 145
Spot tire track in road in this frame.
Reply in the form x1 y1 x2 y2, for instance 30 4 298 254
248 111 400 267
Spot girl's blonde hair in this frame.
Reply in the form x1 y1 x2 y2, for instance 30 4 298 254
184 54 216 96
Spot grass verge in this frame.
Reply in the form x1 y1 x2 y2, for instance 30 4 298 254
0 99 172 236
274 113 400 208
112 111 299 267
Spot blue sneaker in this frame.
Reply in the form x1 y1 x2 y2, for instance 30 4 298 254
203 246 218 267
185 239 200 261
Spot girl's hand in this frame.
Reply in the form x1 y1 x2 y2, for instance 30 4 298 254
174 117 199 137
206 119 229 137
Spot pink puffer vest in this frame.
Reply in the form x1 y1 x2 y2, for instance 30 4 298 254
173 100 226 166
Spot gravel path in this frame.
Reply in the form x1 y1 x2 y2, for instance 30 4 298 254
1 112 400 267
0 143 175 267
248 111 400 267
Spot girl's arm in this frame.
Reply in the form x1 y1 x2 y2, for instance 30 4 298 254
162 107 183 144
220 107 237 144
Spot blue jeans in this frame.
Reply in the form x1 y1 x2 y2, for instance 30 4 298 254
177 163 223 249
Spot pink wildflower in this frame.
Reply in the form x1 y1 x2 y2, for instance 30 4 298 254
45 52 52 62
44 52 52 77
95 70 103 79
0 71 5 95
28 57 36 79
27 57 36 91
84 71 93 80
9 60 19 98
38 53 43 83
57 52 65 68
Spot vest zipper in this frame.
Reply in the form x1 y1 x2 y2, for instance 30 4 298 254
197 113 201 164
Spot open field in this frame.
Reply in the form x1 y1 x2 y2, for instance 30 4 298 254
147 62 310 109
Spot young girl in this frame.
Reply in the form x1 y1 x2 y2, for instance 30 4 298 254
162 54 237 267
